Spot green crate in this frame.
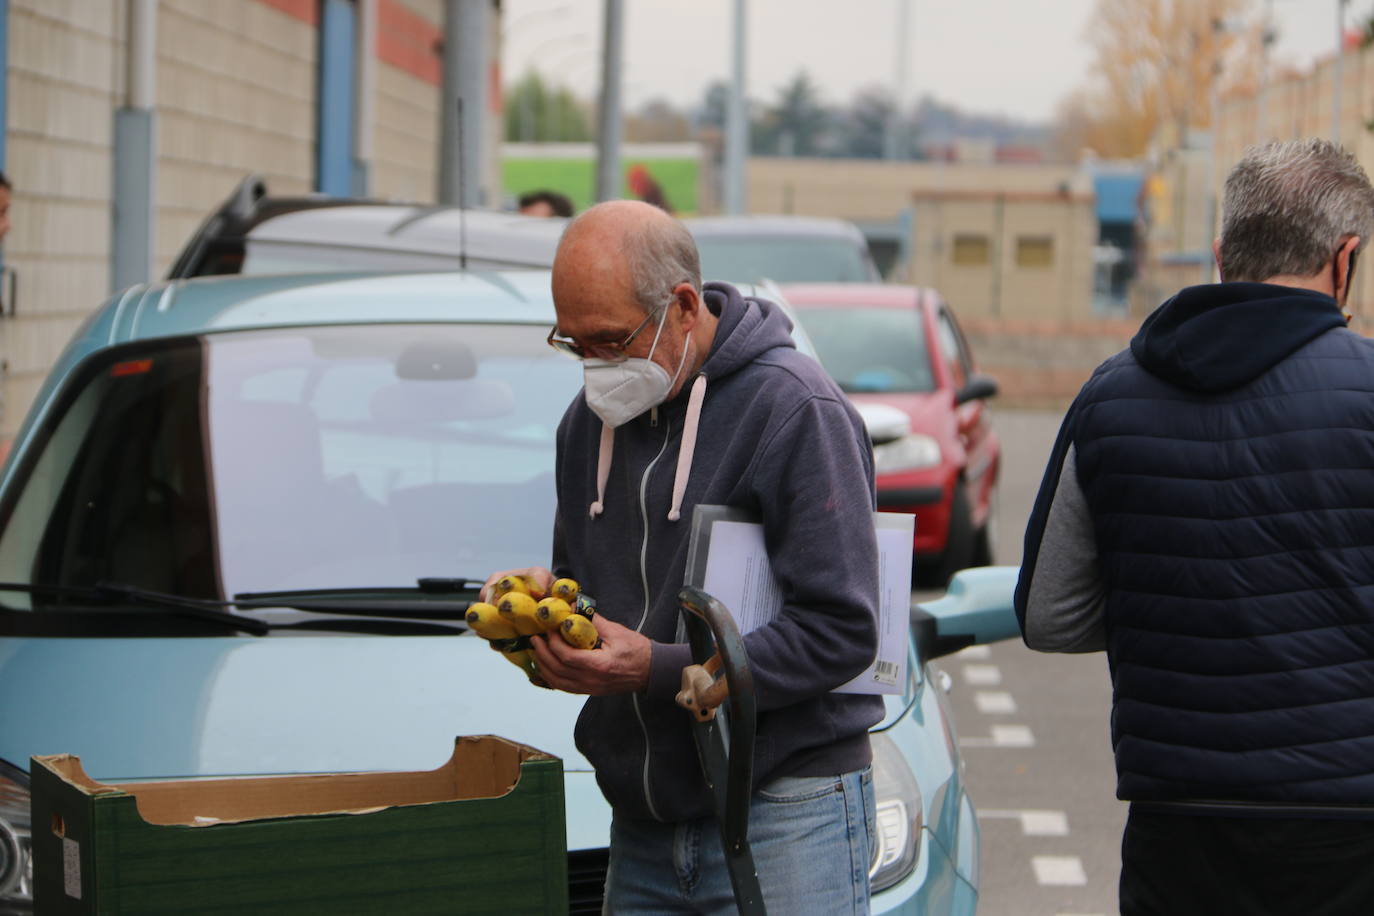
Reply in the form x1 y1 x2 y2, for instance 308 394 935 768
29 736 567 914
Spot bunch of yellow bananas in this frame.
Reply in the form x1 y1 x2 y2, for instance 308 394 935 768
465 575 601 680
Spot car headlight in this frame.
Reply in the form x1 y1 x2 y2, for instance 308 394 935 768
873 434 940 475
868 732 923 893
0 761 32 911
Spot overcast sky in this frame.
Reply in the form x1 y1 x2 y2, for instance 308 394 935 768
500 0 1373 123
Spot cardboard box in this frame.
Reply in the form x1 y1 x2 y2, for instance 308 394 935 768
29 736 567 914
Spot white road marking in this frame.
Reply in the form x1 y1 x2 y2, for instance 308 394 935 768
1020 810 1070 836
976 809 1070 836
974 690 1018 714
962 663 1002 686
1032 855 1087 886
957 644 992 659
959 724 1035 748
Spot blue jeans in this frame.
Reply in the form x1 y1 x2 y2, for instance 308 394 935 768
603 768 875 915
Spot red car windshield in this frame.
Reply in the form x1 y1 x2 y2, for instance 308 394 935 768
791 307 936 394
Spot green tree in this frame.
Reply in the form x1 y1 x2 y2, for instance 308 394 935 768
758 71 831 156
504 71 593 142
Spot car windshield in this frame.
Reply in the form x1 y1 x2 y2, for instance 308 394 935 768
694 236 877 283
0 324 581 607
792 307 936 393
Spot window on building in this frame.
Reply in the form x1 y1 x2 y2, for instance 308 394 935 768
1016 236 1055 268
951 234 990 266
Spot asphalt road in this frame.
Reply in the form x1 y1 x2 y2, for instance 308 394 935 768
932 408 1127 916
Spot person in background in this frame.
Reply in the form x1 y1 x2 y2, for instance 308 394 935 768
1017 138 1374 916
0 171 12 242
518 189 574 218
486 199 882 913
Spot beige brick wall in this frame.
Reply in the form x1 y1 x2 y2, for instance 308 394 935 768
0 0 325 437
3 1 121 435
155 0 316 270
371 62 439 203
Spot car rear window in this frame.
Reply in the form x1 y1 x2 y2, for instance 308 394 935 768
694 236 878 284
791 307 936 394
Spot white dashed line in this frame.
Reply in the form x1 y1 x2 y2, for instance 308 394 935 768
974 690 1018 714
977 809 1070 836
1020 810 1070 836
1032 855 1087 886
961 664 1002 686
959 724 1035 748
957 644 992 659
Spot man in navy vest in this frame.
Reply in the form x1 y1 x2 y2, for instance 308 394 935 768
1017 138 1374 915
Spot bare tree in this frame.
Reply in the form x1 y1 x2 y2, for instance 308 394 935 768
1065 0 1259 158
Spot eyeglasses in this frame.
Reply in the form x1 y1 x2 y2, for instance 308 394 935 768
547 302 667 363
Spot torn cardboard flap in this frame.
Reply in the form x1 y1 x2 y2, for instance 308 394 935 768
32 734 555 827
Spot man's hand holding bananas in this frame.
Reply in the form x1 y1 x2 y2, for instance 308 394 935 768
476 566 651 694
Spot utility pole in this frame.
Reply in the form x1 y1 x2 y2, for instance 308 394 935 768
112 0 157 292
439 0 489 207
1257 0 1275 140
594 0 624 202
723 0 747 214
884 0 911 161
1335 0 1349 145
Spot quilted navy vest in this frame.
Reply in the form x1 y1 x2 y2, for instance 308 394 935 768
1073 283 1374 805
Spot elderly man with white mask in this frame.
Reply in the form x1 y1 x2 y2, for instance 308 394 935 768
486 199 883 914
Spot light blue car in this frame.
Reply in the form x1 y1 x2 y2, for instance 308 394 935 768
0 270 1020 913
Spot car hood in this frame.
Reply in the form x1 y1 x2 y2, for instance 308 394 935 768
849 391 949 437
0 633 591 780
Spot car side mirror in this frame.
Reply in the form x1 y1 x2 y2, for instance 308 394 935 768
910 565 1021 663
954 373 998 406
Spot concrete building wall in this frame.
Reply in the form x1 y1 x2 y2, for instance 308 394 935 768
746 157 1092 218
0 0 479 437
744 156 1097 319
909 192 1096 321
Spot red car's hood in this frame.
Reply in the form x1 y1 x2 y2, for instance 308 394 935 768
848 390 950 438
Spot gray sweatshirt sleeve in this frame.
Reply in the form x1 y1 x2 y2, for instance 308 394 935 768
1022 444 1107 652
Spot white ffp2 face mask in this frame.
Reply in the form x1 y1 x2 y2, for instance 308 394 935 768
583 315 691 428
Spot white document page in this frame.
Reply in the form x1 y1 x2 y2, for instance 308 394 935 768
698 514 913 695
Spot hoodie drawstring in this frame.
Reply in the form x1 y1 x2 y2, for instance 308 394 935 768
667 375 707 522
589 422 615 518
587 374 709 521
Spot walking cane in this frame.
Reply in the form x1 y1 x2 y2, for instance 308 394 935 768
675 586 766 916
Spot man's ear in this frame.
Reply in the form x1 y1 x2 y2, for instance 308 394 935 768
1337 235 1360 304
1212 239 1223 281
672 282 700 331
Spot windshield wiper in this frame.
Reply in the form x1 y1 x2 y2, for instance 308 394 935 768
232 577 482 619
0 581 271 635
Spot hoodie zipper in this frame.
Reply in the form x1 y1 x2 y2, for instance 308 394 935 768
631 414 672 822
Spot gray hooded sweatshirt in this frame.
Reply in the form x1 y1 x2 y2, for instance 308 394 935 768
553 281 884 824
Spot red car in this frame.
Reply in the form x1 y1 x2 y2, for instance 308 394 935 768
780 283 1001 586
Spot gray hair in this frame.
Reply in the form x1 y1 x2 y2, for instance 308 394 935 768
1218 139 1374 282
624 216 702 314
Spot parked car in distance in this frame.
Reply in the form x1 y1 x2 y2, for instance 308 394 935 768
686 215 882 284
168 175 566 279
0 268 1019 914
779 283 1001 586
167 180 882 294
